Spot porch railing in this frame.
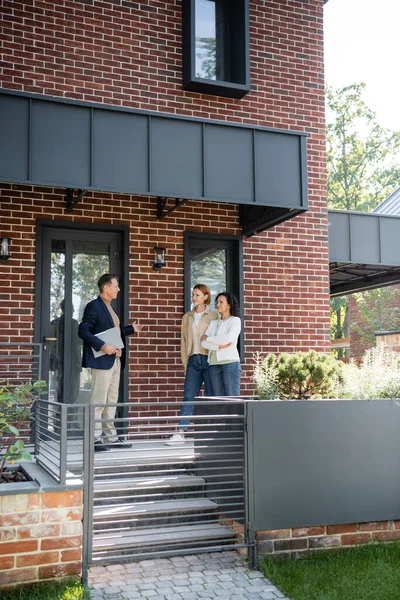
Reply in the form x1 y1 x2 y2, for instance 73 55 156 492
31 397 251 581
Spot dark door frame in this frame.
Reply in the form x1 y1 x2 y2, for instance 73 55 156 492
184 231 244 359
34 219 130 426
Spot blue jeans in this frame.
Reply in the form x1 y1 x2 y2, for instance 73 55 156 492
179 354 213 430
210 362 241 397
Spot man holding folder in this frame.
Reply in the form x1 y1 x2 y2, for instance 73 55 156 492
78 273 143 452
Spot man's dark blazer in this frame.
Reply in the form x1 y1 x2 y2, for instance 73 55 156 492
78 296 134 370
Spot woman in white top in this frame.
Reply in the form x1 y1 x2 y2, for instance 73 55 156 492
166 284 218 445
201 292 241 396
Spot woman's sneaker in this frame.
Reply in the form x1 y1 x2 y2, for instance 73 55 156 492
165 433 185 446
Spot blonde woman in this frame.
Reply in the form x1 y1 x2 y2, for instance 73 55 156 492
166 284 218 445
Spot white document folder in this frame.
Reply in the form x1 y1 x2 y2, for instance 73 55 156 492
91 327 124 358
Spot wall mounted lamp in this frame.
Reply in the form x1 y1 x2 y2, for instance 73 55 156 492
0 237 11 261
153 246 166 271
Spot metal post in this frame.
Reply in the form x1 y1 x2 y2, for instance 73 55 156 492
81 404 95 585
244 401 257 569
59 404 67 485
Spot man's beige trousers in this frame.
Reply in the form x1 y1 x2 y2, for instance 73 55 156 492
90 358 121 442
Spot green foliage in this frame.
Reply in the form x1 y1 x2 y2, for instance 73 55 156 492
261 543 400 600
254 350 342 400
0 577 90 599
0 380 46 476
336 345 400 400
253 352 279 400
327 83 400 212
350 286 400 346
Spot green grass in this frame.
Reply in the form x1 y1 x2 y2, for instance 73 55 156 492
260 543 400 600
0 577 90 600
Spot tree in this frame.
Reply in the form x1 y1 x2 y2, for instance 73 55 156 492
327 84 400 349
350 287 400 346
330 295 348 359
326 83 400 212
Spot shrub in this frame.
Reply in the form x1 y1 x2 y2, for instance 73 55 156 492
0 380 46 478
337 345 400 400
254 350 342 400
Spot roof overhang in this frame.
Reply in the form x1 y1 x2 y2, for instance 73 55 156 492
0 90 308 237
329 210 400 296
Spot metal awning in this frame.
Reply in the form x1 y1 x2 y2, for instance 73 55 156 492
329 210 400 295
0 90 308 237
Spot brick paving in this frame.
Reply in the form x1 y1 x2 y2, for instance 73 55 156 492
88 551 290 599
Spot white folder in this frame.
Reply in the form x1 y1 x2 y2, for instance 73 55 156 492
91 326 124 358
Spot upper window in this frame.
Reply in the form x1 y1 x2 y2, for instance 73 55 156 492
183 0 250 99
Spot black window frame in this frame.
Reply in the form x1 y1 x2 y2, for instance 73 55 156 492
182 0 250 99
184 231 244 360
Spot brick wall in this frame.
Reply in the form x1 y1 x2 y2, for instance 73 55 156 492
0 184 331 402
376 332 400 353
257 520 400 559
0 489 82 588
0 0 331 401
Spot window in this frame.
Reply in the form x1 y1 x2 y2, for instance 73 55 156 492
183 0 250 99
184 232 244 358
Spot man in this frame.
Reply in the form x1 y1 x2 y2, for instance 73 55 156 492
78 273 143 451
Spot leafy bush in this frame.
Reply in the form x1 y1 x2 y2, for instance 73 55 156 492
336 345 400 400
254 350 342 400
0 380 46 477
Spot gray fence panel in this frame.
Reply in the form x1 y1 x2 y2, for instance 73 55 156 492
93 110 149 192
0 94 29 181
255 131 302 208
31 100 91 187
151 117 203 198
204 124 254 203
248 400 400 531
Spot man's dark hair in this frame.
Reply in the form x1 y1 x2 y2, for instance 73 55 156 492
216 292 240 317
98 273 117 293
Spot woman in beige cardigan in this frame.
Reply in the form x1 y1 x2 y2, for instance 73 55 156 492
166 284 218 445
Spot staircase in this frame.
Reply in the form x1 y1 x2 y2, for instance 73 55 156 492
83 439 243 563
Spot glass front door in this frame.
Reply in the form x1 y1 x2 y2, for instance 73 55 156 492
39 228 123 423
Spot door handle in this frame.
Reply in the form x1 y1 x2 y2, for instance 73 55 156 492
43 336 57 351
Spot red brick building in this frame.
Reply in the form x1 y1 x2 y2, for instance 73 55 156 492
0 0 331 407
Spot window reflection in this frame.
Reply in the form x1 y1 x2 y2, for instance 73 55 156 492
190 247 226 306
72 243 110 397
195 0 217 80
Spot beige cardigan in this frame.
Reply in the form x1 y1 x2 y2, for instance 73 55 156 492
181 307 218 369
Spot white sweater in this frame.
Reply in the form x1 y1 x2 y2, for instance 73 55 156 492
201 316 241 363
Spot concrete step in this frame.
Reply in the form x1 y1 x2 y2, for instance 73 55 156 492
92 522 237 553
93 498 219 530
93 474 206 504
68 439 196 477
67 437 194 473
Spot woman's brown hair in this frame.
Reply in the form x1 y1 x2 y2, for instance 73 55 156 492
193 284 211 305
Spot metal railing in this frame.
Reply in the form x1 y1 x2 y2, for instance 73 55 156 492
78 398 250 581
0 342 43 386
30 397 249 581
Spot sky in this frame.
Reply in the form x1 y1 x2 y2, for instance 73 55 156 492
324 0 400 130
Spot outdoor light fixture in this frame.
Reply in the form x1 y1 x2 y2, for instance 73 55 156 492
0 237 11 261
153 246 166 271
